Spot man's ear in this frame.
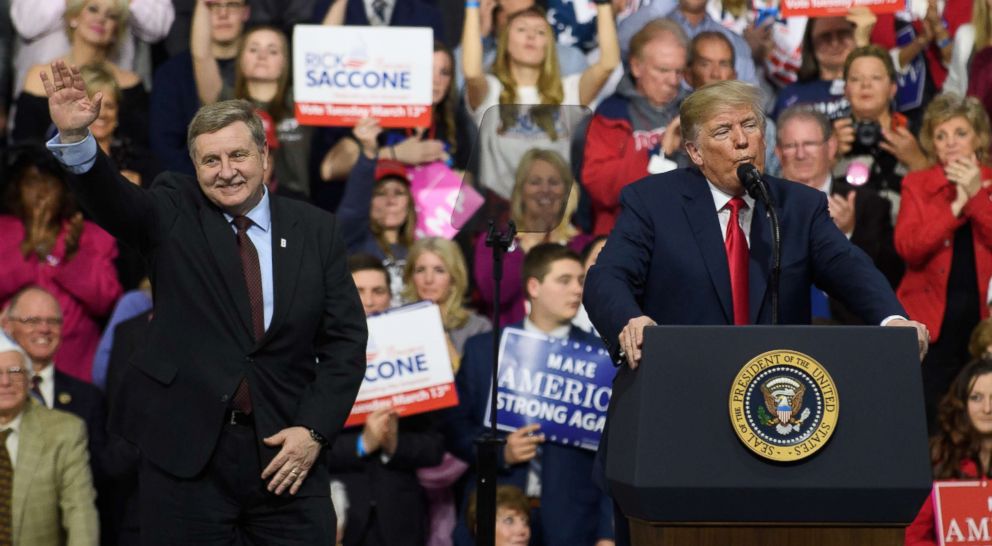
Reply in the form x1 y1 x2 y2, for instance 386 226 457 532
261 145 270 172
242 6 251 22
685 139 703 167
525 276 540 302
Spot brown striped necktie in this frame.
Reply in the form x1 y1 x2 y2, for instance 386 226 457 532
0 428 14 545
232 215 262 414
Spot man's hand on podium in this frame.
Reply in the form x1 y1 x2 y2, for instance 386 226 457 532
504 423 544 465
619 316 657 370
884 318 930 361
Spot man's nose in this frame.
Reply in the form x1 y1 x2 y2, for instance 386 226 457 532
219 157 236 179
732 126 748 147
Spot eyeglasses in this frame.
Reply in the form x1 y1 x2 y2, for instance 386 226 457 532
779 140 827 155
7 316 63 328
206 1 247 10
0 368 26 380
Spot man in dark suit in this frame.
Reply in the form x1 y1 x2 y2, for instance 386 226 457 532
774 106 904 323
326 254 445 546
1 286 107 479
41 61 367 544
446 244 614 546
584 80 928 370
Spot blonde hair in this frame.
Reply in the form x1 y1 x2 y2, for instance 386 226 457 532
509 148 579 242
65 0 130 50
493 6 563 138
975 0 992 58
919 93 991 165
80 62 121 103
680 80 766 145
402 238 471 331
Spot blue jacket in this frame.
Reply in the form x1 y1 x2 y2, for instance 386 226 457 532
583 167 905 362
445 323 614 545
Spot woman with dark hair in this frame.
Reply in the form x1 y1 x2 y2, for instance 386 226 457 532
896 93 992 430
0 145 122 382
772 10 873 120
338 119 419 303
906 357 992 544
191 1 313 199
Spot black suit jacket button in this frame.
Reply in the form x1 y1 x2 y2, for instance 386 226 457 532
221 394 229 402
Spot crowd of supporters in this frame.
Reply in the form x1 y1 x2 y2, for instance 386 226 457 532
1 0 992 543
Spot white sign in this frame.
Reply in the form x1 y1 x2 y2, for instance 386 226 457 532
345 302 457 426
293 25 434 127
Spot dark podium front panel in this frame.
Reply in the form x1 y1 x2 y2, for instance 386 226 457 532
606 326 931 524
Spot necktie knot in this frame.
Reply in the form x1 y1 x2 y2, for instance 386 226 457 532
726 196 746 215
233 215 253 233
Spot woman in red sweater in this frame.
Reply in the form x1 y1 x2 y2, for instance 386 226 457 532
895 93 992 431
0 146 122 381
906 357 992 545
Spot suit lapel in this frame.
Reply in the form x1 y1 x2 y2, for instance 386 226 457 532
261 195 303 346
748 198 771 323
12 404 44 542
681 173 733 323
199 203 256 344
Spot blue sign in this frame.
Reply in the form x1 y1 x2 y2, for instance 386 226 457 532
485 328 614 451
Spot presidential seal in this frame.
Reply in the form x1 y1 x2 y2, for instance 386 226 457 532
728 350 839 462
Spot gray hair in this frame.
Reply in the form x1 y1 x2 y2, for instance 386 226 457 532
187 100 268 161
680 80 766 145
7 285 63 321
629 18 689 61
0 334 32 377
776 106 834 144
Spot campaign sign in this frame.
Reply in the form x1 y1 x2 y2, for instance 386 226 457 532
408 162 484 239
293 25 433 128
346 302 457 427
485 328 613 451
780 0 905 17
933 480 992 545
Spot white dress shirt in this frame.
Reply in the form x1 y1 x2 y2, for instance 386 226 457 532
34 364 55 409
0 412 24 465
708 181 755 246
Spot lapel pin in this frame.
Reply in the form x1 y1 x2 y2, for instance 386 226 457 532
280 238 287 248
58 392 72 405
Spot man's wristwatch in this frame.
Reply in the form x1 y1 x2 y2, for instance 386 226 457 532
308 428 328 446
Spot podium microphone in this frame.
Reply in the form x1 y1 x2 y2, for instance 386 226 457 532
736 163 781 325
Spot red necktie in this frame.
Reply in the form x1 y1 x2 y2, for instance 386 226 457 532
232 215 262 414
725 197 749 325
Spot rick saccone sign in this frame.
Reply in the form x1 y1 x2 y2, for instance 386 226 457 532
293 25 433 127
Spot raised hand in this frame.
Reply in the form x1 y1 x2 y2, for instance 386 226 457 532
40 60 102 143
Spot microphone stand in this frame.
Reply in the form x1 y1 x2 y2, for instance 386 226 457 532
742 170 781 325
475 219 515 546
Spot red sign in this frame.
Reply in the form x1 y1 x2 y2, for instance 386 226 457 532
294 103 432 128
779 0 905 18
933 480 992 545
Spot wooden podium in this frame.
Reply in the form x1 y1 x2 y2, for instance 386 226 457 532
603 326 932 545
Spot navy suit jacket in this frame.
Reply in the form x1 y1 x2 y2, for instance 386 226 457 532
584 167 905 361
53 370 106 476
444 323 613 546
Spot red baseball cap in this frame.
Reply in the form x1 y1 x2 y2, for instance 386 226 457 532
374 160 410 185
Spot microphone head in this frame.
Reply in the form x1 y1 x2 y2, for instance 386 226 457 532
736 163 763 200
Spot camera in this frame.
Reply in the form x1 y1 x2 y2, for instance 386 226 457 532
852 120 882 152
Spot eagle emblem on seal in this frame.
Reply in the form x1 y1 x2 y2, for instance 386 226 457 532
759 376 812 435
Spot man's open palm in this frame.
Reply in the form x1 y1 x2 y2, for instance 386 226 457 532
41 60 102 142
